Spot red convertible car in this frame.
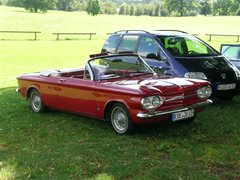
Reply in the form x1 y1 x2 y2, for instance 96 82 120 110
17 54 212 134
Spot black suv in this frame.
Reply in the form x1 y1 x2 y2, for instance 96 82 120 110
101 30 240 100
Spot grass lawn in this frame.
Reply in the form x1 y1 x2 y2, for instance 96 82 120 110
0 6 240 179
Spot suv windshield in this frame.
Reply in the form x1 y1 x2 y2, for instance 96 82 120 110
88 55 154 80
157 35 219 57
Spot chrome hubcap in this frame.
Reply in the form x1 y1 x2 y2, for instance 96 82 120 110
31 92 41 112
111 106 128 133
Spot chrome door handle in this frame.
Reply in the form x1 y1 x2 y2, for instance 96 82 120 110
59 79 66 83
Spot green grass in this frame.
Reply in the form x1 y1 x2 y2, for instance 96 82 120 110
1 6 240 179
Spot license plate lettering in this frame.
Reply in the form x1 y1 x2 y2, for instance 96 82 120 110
172 109 194 122
217 83 236 90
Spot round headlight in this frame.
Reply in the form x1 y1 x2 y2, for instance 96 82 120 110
152 96 160 107
197 86 212 98
142 96 164 110
197 88 204 98
142 97 152 110
152 96 164 107
205 86 212 97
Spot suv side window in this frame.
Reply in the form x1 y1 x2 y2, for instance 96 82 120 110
137 36 167 61
117 35 139 53
102 35 121 53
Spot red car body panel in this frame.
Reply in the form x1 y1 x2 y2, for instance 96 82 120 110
17 67 211 124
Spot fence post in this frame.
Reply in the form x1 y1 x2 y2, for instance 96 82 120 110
208 35 212 41
34 32 37 40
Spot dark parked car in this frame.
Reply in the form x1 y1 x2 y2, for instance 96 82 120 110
220 44 240 70
101 30 240 100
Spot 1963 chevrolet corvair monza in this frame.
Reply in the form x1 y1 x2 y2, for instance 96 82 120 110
17 54 212 134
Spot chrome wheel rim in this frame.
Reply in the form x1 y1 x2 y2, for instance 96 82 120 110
31 91 41 112
111 106 128 133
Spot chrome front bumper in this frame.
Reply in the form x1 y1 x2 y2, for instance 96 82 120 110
137 99 213 118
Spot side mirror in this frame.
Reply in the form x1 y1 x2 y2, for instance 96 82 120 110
152 66 165 75
146 53 158 59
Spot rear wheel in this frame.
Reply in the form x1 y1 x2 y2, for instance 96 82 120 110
29 89 45 113
109 103 134 135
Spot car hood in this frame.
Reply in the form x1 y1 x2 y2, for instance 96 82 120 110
101 76 208 95
175 56 236 82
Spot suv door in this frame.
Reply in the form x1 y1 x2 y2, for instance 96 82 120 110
137 35 173 75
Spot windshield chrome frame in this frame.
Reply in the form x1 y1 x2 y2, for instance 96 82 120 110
86 54 156 81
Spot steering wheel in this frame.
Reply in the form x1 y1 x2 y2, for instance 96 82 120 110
123 66 139 76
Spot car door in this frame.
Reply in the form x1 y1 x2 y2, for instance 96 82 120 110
39 76 59 108
57 77 98 117
137 35 174 75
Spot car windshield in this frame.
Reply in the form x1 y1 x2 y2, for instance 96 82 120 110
157 35 219 57
88 55 154 80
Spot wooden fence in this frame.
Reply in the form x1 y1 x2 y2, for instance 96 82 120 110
206 34 240 42
52 32 97 40
0 30 41 40
0 31 239 42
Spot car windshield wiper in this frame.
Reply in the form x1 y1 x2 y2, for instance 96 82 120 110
128 71 153 76
99 74 121 80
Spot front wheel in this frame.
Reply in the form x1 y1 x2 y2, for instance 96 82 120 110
110 103 134 135
29 89 45 113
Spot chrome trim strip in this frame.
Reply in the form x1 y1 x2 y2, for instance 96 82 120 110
165 94 197 102
137 99 213 118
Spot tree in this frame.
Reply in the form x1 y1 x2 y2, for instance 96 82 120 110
119 3 127 15
86 0 100 16
7 0 25 7
212 0 240 16
129 4 135 16
200 0 212 15
154 3 161 16
135 4 143 16
101 2 117 14
23 0 56 13
57 0 75 11
163 0 200 16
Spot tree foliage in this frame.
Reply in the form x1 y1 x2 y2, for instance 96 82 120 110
23 0 56 13
213 0 240 16
4 0 240 16
100 1 117 14
164 0 200 16
86 0 100 16
200 0 212 15
7 0 25 7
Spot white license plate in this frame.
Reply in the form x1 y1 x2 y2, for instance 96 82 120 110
217 83 236 90
172 109 195 122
